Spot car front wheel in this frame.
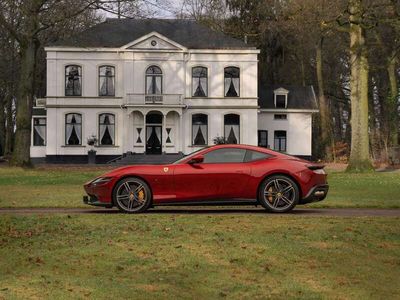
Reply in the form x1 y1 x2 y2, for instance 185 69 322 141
113 177 152 213
258 175 299 213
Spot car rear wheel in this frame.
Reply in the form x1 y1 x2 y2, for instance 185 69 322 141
258 175 299 213
113 177 151 213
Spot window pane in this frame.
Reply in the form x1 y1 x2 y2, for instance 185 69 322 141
33 118 46 146
224 67 240 97
192 67 208 97
244 150 270 162
192 114 208 145
65 65 81 96
274 131 287 152
224 114 240 144
203 148 246 163
146 66 162 74
99 66 115 96
99 114 115 145
276 95 286 108
258 130 268 147
66 114 82 145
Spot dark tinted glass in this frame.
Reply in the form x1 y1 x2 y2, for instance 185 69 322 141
276 95 286 108
203 148 246 163
244 150 270 162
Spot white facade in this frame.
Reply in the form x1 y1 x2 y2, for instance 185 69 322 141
31 32 260 161
31 29 317 162
258 110 313 156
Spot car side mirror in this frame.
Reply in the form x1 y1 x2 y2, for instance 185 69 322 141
188 155 204 164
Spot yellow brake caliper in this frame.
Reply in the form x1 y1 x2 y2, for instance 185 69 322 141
138 189 145 203
268 187 274 203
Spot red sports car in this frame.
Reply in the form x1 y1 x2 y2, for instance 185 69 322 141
83 144 328 213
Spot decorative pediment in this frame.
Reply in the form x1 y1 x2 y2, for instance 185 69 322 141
122 32 186 51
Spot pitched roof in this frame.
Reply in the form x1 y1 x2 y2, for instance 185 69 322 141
258 85 319 110
50 18 254 49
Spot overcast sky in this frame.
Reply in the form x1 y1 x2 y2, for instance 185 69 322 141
102 0 186 19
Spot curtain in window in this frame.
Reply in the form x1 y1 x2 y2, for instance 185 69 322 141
99 114 115 145
66 114 82 145
146 66 162 95
99 66 115 96
192 114 208 145
192 67 208 97
33 118 46 146
224 67 240 97
146 127 161 145
224 114 240 144
65 66 81 96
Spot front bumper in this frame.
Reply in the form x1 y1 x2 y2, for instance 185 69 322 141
300 184 329 204
83 195 113 208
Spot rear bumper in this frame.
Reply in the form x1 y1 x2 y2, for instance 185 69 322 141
300 184 329 204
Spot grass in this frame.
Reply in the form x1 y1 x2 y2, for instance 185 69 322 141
0 214 399 299
0 166 399 208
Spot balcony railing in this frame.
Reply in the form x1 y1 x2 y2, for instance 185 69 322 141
126 93 183 105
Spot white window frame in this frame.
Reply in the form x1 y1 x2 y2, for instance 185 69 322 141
274 88 289 109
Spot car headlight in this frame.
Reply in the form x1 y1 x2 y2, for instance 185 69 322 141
91 177 113 185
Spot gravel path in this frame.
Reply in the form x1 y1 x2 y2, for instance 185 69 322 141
0 207 399 216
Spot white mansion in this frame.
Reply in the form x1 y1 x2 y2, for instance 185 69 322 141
31 19 318 163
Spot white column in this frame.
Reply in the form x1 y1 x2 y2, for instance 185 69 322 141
179 113 183 153
143 112 146 154
162 113 167 153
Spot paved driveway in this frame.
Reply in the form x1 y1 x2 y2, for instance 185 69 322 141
0 207 399 216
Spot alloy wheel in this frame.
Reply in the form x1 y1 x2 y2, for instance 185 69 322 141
115 179 148 212
263 178 296 211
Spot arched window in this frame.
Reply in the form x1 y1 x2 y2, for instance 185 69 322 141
65 65 82 96
192 67 208 97
145 66 162 95
224 114 240 144
224 67 240 97
99 66 115 96
99 113 115 145
192 114 208 146
65 113 82 145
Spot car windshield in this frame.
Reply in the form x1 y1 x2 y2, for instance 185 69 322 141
172 147 209 164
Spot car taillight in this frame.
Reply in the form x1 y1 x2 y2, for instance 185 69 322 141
307 165 326 175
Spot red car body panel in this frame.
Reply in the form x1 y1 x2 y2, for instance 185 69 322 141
83 145 328 206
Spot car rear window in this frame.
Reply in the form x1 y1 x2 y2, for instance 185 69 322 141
244 150 271 162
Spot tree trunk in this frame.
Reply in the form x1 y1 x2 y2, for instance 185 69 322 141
0 95 5 156
10 39 38 167
346 0 373 172
316 37 334 161
4 94 14 156
387 56 399 146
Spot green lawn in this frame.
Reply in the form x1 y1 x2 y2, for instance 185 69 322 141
0 166 399 208
0 215 399 299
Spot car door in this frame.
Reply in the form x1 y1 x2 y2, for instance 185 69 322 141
173 148 251 201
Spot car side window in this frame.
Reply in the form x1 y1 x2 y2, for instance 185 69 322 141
244 150 271 162
203 148 246 163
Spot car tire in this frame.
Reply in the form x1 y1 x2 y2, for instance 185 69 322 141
258 175 299 213
113 177 152 213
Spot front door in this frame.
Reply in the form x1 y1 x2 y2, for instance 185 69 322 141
146 125 162 154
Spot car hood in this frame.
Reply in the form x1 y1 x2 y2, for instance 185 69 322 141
99 164 169 178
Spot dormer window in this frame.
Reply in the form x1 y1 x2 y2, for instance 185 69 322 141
274 88 289 108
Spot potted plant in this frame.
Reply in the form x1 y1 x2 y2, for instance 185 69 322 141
87 135 98 164
212 136 226 145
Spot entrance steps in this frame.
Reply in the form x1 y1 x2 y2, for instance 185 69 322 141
109 152 184 166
